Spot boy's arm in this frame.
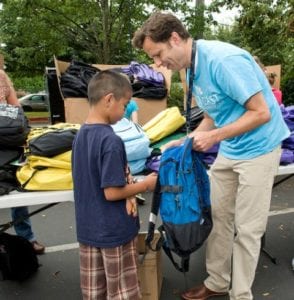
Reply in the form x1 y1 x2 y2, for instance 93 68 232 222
104 173 157 201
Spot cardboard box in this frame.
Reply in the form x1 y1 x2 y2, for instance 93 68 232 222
54 57 172 125
265 64 281 89
138 232 163 300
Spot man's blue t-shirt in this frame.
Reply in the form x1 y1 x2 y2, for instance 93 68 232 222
189 39 289 159
72 123 139 248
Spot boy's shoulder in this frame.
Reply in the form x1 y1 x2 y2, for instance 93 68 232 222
80 123 112 133
79 123 123 145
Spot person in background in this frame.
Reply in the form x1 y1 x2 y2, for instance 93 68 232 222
132 12 289 300
72 70 157 299
124 98 139 123
253 56 282 105
0 69 45 255
253 55 267 73
267 72 283 105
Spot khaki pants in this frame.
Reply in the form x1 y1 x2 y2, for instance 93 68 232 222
204 147 281 300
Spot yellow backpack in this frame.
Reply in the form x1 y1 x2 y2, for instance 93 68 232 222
16 151 73 191
16 123 80 191
143 107 186 143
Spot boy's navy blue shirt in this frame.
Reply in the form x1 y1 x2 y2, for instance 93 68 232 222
72 123 139 248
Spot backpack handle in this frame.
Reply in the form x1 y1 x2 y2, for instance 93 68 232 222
146 177 162 251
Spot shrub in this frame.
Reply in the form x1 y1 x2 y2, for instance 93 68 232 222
168 71 184 111
282 77 294 106
9 74 45 94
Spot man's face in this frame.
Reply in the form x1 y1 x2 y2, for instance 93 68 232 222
142 36 187 71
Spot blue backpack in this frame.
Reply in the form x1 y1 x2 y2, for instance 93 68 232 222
146 137 213 273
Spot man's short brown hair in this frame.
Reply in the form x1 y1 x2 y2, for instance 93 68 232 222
132 12 190 49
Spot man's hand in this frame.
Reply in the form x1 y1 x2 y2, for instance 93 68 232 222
192 131 218 152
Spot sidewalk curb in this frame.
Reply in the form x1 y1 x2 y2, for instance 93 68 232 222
28 117 49 123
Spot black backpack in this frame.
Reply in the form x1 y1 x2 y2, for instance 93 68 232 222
0 104 30 147
0 232 39 281
0 203 58 281
28 128 78 157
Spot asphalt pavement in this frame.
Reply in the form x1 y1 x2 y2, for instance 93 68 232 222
0 175 293 300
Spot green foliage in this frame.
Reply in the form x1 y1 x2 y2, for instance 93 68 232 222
208 0 293 105
0 0 197 74
0 0 292 103
210 0 294 77
168 72 184 112
9 74 45 94
282 77 294 106
25 111 49 118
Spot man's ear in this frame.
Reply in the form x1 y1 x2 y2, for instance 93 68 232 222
170 32 181 45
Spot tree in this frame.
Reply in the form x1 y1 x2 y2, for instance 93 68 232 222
208 0 293 104
0 0 199 74
0 0 142 73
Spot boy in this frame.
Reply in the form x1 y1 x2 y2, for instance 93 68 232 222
72 70 157 300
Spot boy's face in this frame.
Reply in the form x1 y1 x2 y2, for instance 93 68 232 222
109 91 131 124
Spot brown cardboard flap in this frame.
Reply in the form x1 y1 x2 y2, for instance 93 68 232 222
138 231 160 255
265 64 281 89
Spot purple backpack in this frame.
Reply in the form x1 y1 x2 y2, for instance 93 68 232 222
122 61 165 87
145 155 161 172
202 143 220 165
280 148 294 165
281 105 294 131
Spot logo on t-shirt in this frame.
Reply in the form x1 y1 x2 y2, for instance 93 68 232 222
194 86 218 110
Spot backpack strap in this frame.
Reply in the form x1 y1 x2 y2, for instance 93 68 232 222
145 177 163 251
18 166 48 191
157 225 190 273
186 40 197 135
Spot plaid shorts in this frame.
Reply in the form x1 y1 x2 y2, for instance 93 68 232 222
79 238 141 300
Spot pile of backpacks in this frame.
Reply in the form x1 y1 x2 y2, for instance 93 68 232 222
2 102 293 194
60 59 167 100
0 104 30 196
280 105 294 165
111 118 152 175
16 123 80 191
142 104 294 171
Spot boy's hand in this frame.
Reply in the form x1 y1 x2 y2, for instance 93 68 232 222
144 172 158 192
126 197 137 217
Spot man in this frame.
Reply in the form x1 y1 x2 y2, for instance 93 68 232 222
132 12 289 300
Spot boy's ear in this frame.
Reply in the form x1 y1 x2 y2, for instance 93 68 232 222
104 93 113 107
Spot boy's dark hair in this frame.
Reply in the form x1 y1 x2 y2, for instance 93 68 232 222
132 12 190 49
87 70 132 105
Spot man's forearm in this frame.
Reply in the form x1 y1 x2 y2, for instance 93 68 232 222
189 114 215 137
211 109 270 143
